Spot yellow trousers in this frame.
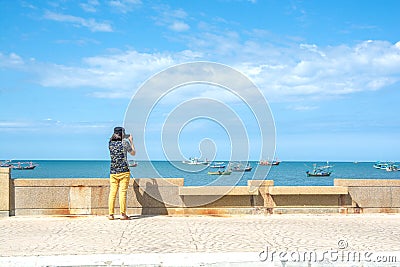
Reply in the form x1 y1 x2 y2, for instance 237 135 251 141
108 172 130 215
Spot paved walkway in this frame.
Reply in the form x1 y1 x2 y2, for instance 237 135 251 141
0 214 400 266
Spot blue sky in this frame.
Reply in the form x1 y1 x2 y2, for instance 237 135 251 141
0 0 399 161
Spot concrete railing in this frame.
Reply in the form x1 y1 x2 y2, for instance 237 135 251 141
1 167 399 216
335 179 400 213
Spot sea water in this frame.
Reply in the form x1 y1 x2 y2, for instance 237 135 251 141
7 160 400 186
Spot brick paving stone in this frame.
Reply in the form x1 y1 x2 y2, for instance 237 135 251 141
0 214 399 266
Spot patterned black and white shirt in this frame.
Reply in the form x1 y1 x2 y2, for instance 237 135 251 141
109 140 133 174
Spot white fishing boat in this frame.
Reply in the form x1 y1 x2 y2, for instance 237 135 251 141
228 162 252 172
374 161 398 171
373 162 389 169
182 157 210 166
385 164 399 172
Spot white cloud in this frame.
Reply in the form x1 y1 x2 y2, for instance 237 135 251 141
80 0 100 13
151 84 241 107
299 44 326 57
0 121 32 128
33 50 177 97
169 21 190 32
236 40 400 101
152 5 190 32
0 53 24 67
21 2 37 10
2 39 400 103
289 105 318 111
167 8 187 19
108 0 142 13
43 11 113 32
0 119 112 132
89 91 133 99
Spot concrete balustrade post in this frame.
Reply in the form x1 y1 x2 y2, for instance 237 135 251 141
0 167 12 217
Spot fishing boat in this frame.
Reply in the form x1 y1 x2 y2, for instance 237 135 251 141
209 162 226 168
306 163 332 177
129 161 138 167
11 161 38 170
229 162 252 172
373 162 389 169
259 159 280 166
385 164 399 172
207 170 232 175
182 157 210 166
0 160 13 167
13 165 36 170
306 169 331 177
373 161 399 171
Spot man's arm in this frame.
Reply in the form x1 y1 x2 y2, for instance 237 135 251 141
128 135 136 156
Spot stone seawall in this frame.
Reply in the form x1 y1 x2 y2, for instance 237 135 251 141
1 167 399 216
